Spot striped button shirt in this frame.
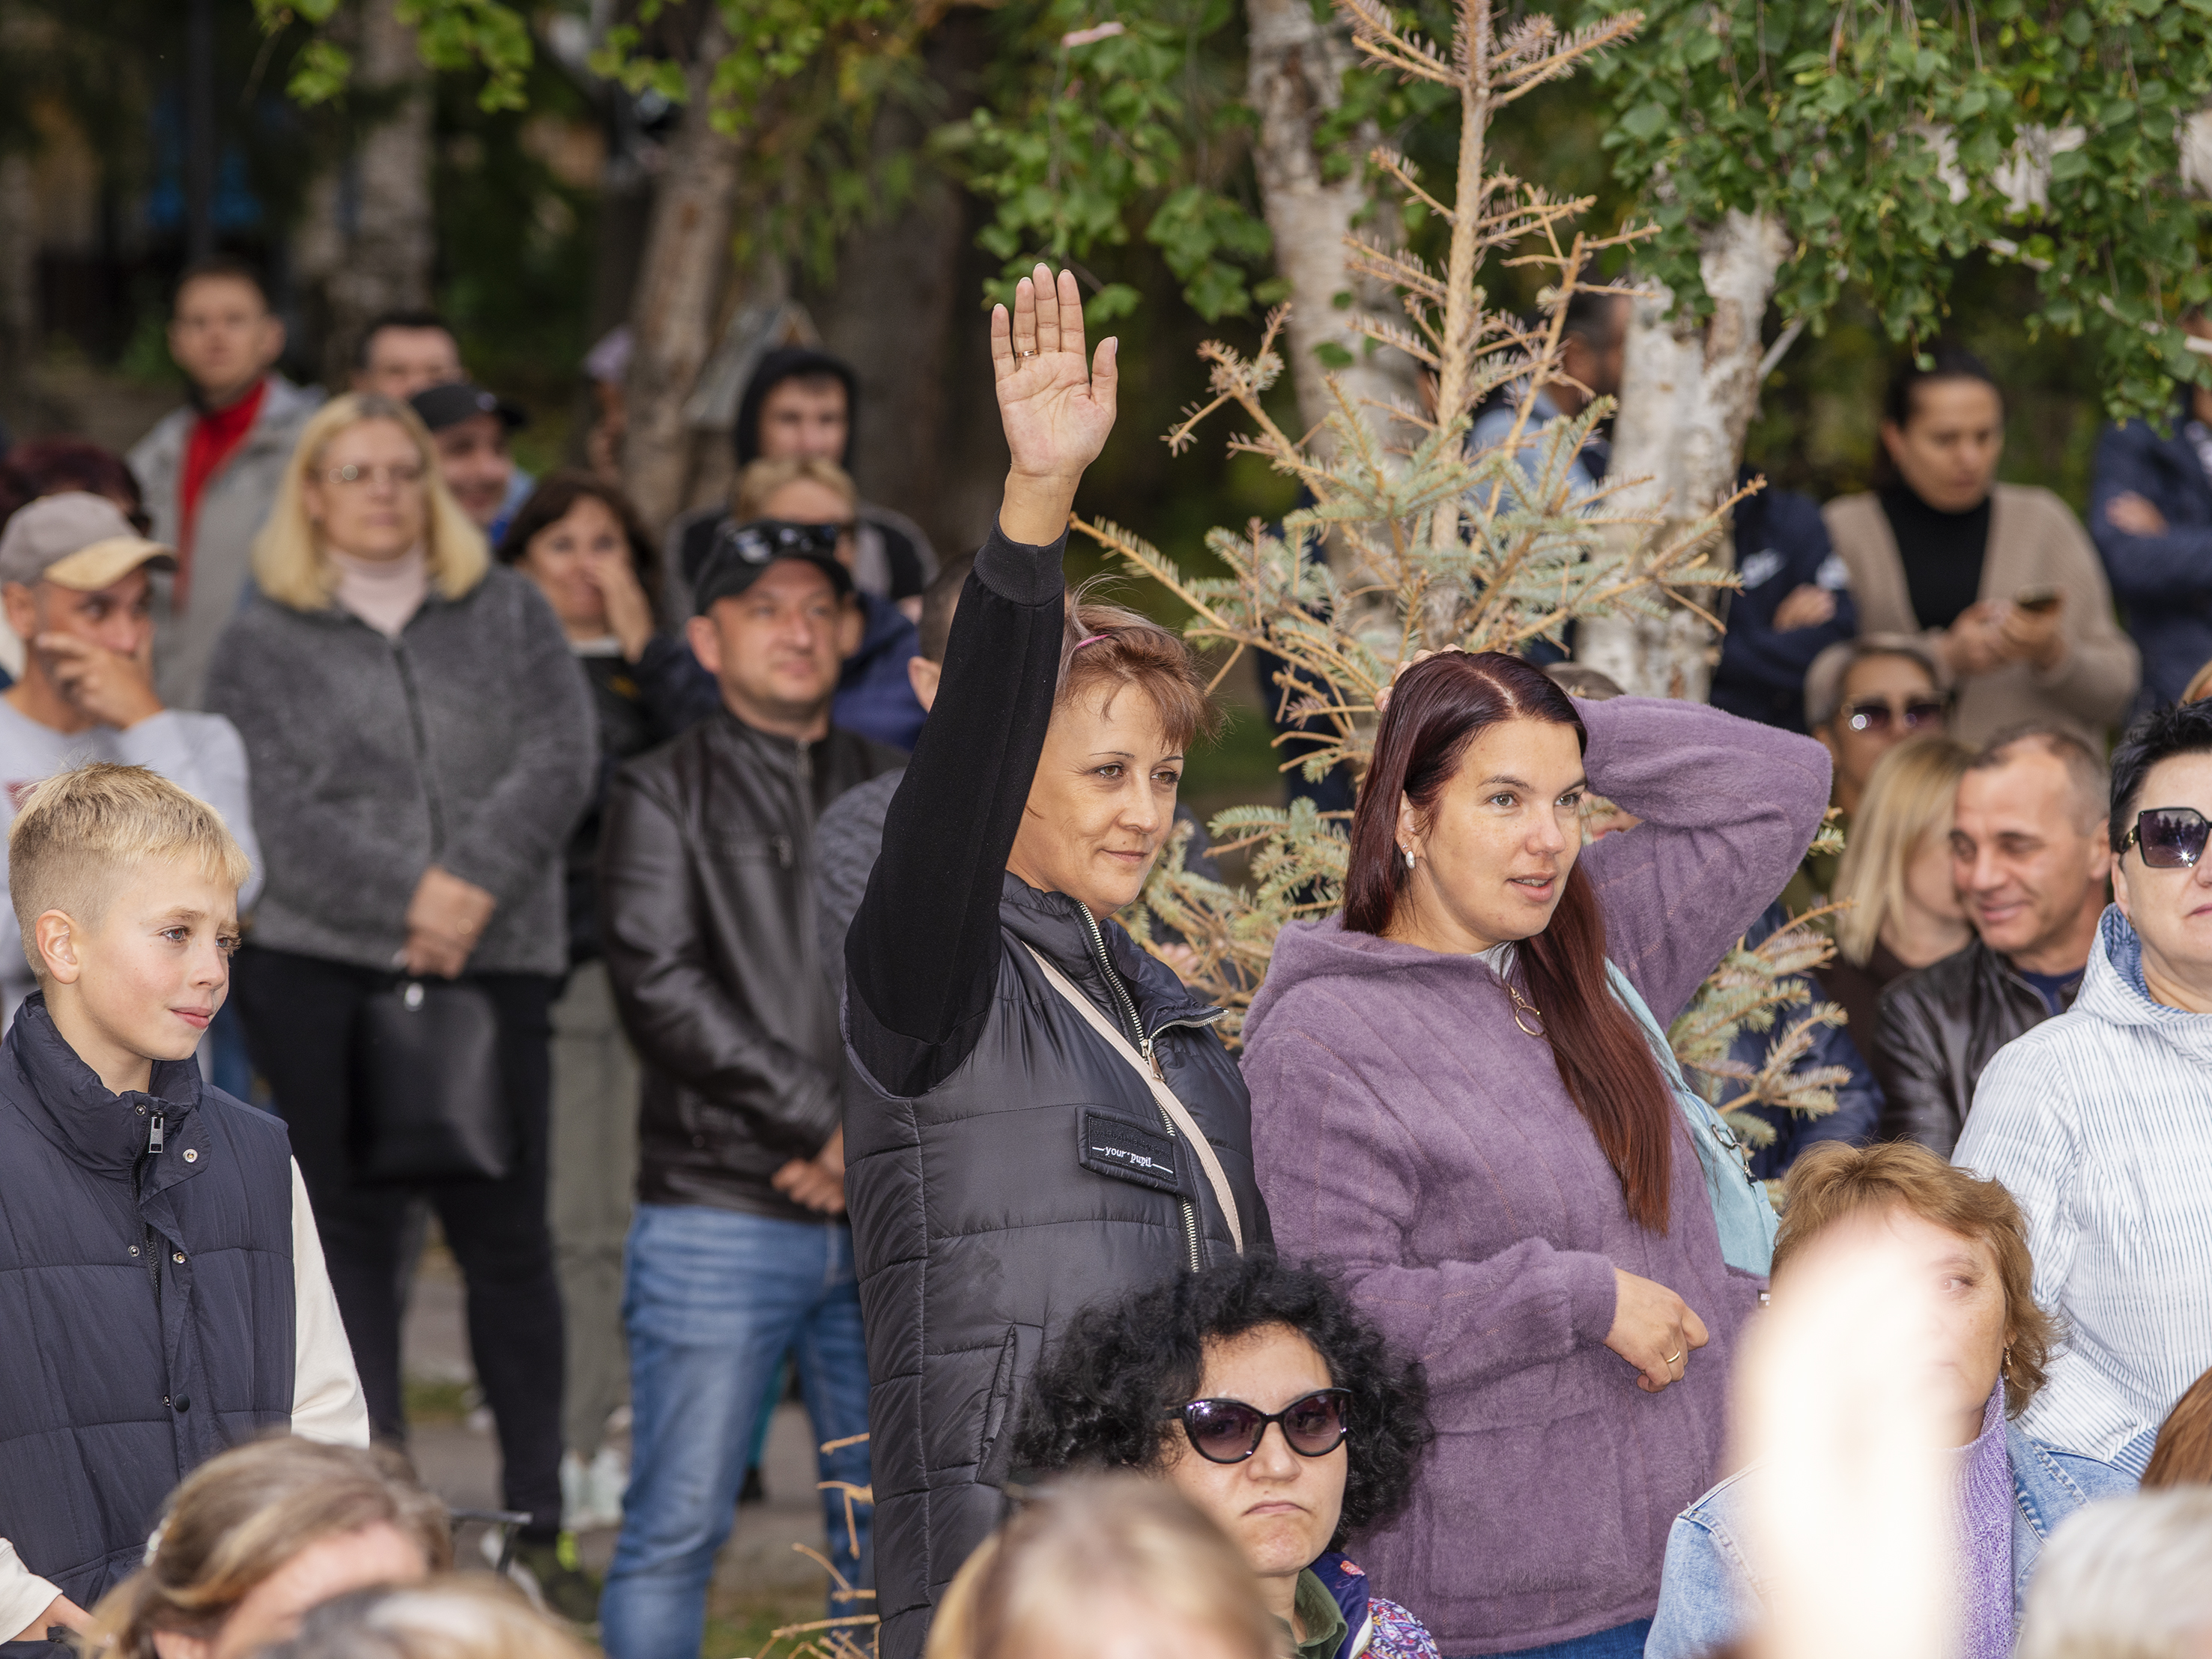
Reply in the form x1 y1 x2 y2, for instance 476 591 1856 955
1954 906 2212 1464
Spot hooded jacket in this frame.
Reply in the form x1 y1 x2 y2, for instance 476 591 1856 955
843 524 1267 1659
1240 696 1831 1655
1954 906 2212 1464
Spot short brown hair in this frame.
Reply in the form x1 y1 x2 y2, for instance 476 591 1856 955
2145 1365 2212 1490
496 469 661 607
1775 1141 2055 1418
1057 584 1220 750
1971 721 2110 836
87 1438 452 1659
9 762 252 983
731 455 856 524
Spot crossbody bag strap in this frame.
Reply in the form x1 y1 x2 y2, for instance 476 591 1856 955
1024 944 1245 1257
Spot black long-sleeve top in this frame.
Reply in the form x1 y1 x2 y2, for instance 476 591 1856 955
845 522 1067 1099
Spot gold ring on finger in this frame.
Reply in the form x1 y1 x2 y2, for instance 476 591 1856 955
1664 1351 1683 1365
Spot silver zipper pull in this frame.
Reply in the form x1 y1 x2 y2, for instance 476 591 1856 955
148 1111 165 1156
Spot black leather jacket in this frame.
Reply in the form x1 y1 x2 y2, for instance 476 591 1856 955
599 706 901 1216
1872 938 2078 1156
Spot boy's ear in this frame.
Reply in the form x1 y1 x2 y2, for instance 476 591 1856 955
34 909 85 986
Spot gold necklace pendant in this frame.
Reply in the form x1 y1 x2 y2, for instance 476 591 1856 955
1509 985 1545 1038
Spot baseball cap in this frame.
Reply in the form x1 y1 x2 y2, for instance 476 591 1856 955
691 518 854 616
0 493 176 591
408 381 529 435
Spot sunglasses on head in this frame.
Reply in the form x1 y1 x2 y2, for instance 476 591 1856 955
2122 806 2212 870
1169 1389 1352 1466
1843 698 1947 735
718 518 850 565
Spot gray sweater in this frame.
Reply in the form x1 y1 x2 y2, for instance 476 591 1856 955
204 566 596 976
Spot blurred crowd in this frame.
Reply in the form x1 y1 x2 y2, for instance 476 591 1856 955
1 254 2212 1659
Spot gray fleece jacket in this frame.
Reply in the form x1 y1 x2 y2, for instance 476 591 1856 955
203 565 596 976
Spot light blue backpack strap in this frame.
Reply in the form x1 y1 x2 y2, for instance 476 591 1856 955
1604 960 1778 1276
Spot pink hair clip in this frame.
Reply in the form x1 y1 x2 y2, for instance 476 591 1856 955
1071 633 1111 650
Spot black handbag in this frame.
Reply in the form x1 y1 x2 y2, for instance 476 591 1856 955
350 977 512 1183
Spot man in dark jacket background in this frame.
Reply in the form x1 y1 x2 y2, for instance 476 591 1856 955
596 533 901 1659
1874 726 2111 1154
2090 309 2212 710
1709 468 1859 733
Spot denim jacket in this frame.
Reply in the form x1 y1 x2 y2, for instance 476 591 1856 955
1643 1422 2136 1658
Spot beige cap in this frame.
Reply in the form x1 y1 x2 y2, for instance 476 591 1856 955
0 492 175 592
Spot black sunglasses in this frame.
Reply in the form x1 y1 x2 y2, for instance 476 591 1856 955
1844 697 1947 735
1169 1389 1352 1465
2122 806 2212 870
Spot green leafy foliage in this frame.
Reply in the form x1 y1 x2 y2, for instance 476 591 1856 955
1581 0 2212 421
943 0 1273 321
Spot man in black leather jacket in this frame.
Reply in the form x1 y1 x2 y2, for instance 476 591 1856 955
596 533 902 1659
1875 726 2111 1154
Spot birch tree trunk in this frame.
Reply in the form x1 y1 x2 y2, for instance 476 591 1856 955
1576 208 1790 700
296 0 434 387
1245 0 1420 448
619 13 742 536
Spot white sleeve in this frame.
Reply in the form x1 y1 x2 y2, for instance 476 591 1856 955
0 1538 61 1645
288 1160 371 1446
115 711 265 912
1953 1043 2080 1310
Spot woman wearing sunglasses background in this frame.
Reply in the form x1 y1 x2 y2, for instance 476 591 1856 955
1957 698 2212 1487
1009 1255 1439 1659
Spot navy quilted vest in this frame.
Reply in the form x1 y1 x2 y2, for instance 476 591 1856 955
0 995 295 1619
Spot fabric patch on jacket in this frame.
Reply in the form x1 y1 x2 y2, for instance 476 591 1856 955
1076 1107 1183 1194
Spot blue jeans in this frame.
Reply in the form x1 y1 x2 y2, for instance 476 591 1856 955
600 1205 873 1659
1448 1621 1652 1659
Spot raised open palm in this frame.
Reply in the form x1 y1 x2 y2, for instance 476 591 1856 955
993 264 1118 485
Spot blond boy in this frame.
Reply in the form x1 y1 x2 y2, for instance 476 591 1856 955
0 763 366 1645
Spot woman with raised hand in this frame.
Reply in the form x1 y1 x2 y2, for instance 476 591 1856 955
1241 648 1830 1658
843 265 1268 1659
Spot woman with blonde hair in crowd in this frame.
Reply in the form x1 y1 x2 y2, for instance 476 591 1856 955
202 394 596 1610
2016 1488 2212 1659
943 1475 1277 1659
86 1437 449 1659
1819 735 1975 1051
1646 1142 2136 1658
262 1577 593 1659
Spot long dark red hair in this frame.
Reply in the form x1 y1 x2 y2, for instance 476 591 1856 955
1345 652 1676 1231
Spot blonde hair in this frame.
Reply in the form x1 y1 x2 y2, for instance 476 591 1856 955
253 393 488 612
85 1437 452 1659
9 762 252 982
923 1532 999 1659
732 455 857 524
260 1575 592 1659
965 1475 1276 1659
1831 736 1974 967
1056 585 1221 751
2018 1488 2212 1659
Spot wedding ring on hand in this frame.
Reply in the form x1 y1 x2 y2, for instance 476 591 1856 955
1018 348 1037 358
1664 1351 1683 1365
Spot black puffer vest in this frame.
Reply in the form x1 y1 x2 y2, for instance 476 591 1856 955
846 876 1268 1659
0 996 295 1625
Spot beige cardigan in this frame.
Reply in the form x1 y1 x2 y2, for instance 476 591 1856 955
1823 485 2139 745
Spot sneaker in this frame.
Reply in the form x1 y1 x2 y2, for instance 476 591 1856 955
512 1532 602 1627
563 1447 628 1531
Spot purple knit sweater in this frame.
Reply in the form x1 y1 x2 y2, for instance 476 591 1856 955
1240 696 1831 1655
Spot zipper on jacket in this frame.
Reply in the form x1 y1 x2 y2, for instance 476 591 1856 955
134 1106 165 1317
1080 910 1202 1273
391 641 448 855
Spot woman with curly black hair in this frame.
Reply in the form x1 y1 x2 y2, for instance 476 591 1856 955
1007 1255 1440 1659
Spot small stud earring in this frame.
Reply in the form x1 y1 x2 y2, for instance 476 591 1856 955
1402 847 1416 870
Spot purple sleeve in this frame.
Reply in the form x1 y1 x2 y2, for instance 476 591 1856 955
1576 696 1831 1024
1246 1027 1620 1389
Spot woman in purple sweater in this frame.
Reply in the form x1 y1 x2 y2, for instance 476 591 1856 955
1240 650 1830 1658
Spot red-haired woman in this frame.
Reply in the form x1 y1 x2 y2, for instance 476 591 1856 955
837 265 1268 1659
1241 649 1830 1658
